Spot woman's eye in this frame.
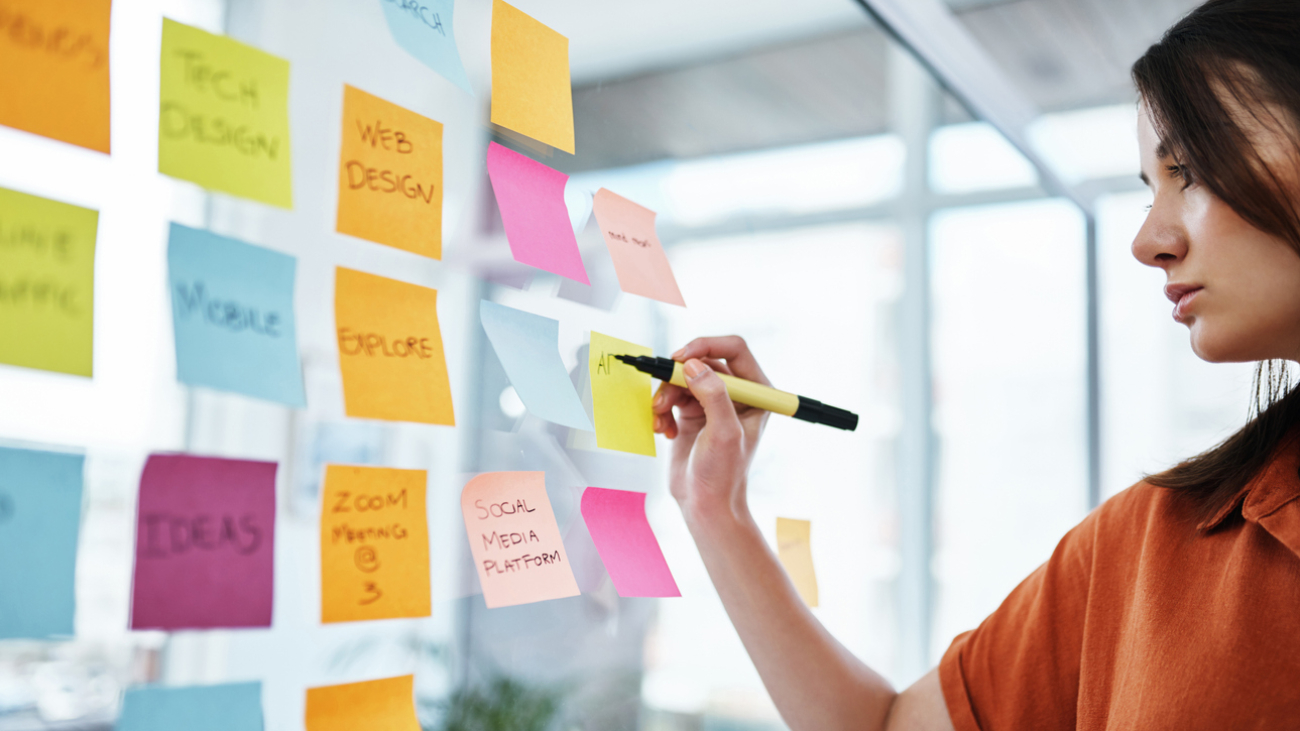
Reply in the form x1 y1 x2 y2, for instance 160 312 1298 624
1168 164 1196 189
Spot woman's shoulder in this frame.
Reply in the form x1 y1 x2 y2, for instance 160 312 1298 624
1069 480 1201 556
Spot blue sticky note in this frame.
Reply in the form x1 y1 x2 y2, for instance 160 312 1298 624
118 683 264 731
380 0 473 94
167 223 306 407
0 446 83 639
480 300 593 431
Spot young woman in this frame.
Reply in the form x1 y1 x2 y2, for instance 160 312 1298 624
650 1 1300 728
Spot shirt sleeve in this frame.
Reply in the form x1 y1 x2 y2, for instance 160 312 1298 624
939 509 1099 731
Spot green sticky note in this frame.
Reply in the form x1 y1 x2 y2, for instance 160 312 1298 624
0 187 98 377
158 18 293 208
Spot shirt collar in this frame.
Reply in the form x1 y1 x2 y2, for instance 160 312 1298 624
1199 428 1300 536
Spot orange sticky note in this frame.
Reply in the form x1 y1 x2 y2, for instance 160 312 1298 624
336 85 443 259
334 267 455 425
489 0 574 154
320 465 430 624
0 0 112 153
305 675 421 731
461 471 579 608
592 189 686 307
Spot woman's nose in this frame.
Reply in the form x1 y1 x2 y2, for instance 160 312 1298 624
1131 199 1187 269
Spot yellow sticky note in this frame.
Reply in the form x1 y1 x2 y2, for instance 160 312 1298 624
0 187 98 377
0 0 112 153
589 331 654 457
777 518 819 608
489 0 574 154
320 465 430 623
159 18 293 208
336 85 443 259
306 675 421 731
334 267 455 425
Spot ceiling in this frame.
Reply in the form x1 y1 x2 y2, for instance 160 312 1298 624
506 0 1205 172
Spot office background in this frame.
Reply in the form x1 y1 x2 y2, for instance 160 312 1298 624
0 0 1253 729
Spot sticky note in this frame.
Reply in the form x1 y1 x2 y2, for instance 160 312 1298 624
379 0 471 93
159 18 292 208
580 487 678 598
588 332 655 457
486 142 587 283
489 0 574 154
0 447 83 639
461 471 579 608
167 224 305 406
306 675 421 731
334 267 454 425
118 683 264 731
336 85 443 259
479 301 591 430
320 465 430 623
776 518 818 608
0 1 111 152
130 454 276 630
592 189 685 307
0 187 98 377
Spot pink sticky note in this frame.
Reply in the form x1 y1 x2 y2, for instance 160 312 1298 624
486 142 589 284
130 454 276 629
591 188 685 307
580 487 680 598
461 471 580 608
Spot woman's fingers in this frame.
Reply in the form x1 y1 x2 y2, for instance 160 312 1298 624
681 359 742 444
672 336 769 385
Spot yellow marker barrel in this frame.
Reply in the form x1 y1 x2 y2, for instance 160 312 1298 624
666 362 801 416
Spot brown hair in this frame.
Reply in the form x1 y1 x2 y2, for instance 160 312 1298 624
1132 0 1300 520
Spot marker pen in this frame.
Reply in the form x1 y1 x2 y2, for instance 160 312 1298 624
614 355 858 431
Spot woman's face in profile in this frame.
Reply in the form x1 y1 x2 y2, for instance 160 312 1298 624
1132 103 1300 364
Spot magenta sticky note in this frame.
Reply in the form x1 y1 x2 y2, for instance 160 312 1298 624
485 141 589 284
130 454 277 630
579 487 679 598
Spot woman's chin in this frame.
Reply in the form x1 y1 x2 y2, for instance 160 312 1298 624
1188 321 1271 364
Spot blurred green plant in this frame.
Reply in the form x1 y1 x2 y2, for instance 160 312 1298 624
433 676 561 731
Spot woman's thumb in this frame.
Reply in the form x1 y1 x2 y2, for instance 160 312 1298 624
683 359 742 440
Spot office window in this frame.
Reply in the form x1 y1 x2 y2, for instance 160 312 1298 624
929 199 1090 660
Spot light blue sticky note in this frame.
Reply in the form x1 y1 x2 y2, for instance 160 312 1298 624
118 683 264 731
480 300 593 431
380 0 473 94
0 446 83 640
167 223 306 407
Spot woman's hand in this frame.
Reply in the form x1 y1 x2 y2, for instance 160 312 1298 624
652 336 771 525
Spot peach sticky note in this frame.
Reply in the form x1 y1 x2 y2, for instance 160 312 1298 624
581 487 679 598
0 187 99 377
489 0 574 154
336 85 443 259
306 675 421 731
486 142 588 283
0 0 112 153
334 267 455 425
589 332 655 457
320 465 430 623
592 189 685 307
159 18 292 208
777 517 819 607
461 471 579 608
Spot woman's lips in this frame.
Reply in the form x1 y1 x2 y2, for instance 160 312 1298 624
1165 283 1204 323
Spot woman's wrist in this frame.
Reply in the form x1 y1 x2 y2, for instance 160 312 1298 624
680 488 755 536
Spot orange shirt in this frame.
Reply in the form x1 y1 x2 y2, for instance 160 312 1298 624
940 438 1300 730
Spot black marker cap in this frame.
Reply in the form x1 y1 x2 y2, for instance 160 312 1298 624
792 396 859 431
